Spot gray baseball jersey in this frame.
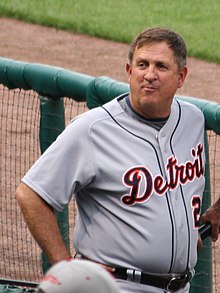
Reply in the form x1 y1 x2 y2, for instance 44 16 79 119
22 94 205 293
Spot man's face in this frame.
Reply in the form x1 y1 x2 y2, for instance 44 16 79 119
126 41 188 119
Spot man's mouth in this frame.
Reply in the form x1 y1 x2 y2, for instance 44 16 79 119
142 85 158 92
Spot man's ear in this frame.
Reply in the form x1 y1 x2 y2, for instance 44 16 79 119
178 66 188 88
125 62 131 76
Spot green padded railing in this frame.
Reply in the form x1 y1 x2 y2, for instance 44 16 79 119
0 57 93 100
1 57 219 293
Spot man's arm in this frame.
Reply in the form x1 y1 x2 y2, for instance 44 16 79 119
16 182 71 265
201 197 220 242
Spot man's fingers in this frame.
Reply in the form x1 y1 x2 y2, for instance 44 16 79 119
211 224 219 242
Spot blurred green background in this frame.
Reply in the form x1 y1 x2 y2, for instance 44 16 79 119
0 0 219 63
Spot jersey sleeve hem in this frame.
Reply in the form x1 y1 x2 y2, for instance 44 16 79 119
21 178 65 212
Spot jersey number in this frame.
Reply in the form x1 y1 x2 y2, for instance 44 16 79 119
191 196 201 228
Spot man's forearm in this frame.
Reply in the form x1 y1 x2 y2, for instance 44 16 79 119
16 183 71 264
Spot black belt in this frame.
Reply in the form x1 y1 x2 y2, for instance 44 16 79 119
113 268 194 292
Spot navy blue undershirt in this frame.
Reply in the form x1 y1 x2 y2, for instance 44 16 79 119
118 95 169 131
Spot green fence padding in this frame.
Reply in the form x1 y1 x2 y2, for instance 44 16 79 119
55 69 93 101
86 76 129 109
0 57 93 100
0 58 30 90
39 95 69 273
39 96 66 152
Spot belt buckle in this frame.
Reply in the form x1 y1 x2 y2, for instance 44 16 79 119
167 272 192 292
126 269 142 283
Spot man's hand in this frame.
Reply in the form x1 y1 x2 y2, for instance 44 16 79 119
201 197 220 242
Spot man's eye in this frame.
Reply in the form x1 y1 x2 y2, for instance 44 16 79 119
158 64 168 70
138 62 147 69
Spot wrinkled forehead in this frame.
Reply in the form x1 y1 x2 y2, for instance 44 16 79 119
130 40 183 69
133 41 177 62
131 39 165 57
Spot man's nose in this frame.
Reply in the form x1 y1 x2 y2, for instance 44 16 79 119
144 66 157 81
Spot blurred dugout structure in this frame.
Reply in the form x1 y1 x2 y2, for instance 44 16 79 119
0 57 219 293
